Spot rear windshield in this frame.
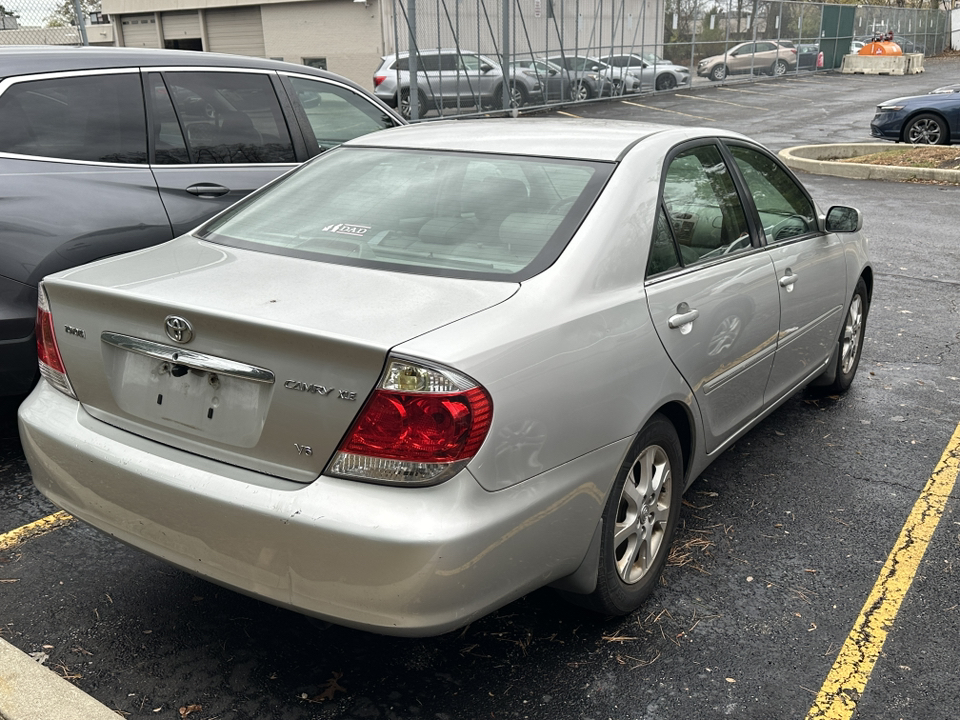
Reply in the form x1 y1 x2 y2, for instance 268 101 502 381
199 146 613 281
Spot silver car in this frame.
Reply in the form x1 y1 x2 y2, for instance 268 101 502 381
19 119 871 636
599 53 691 91
373 50 536 118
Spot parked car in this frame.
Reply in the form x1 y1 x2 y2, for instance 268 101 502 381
508 58 572 102
796 43 824 70
373 50 537 118
697 41 798 81
19 118 872 636
848 40 866 54
543 55 617 99
0 46 403 399
871 86 960 144
599 53 691 90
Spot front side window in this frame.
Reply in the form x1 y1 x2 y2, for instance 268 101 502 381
0 73 147 164
161 71 295 164
647 206 681 277
288 77 395 152
662 144 752 265
727 144 817 244
200 148 612 281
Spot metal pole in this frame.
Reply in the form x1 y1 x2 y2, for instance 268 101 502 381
690 0 698 79
409 0 419 120
501 0 511 111
73 0 89 45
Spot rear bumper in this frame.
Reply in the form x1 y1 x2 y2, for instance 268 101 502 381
19 381 621 636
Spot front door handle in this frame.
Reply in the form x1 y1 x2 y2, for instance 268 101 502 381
668 303 700 331
186 183 230 198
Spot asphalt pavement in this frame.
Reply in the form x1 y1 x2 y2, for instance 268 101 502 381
1 57 959 720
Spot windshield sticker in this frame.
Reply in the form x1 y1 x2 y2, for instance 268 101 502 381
322 223 371 237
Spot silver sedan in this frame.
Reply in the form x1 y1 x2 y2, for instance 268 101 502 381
19 119 871 636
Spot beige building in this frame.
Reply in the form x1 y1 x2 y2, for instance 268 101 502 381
102 0 390 87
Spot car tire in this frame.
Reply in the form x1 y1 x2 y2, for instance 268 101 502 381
398 89 428 120
573 80 593 101
710 64 727 81
578 413 683 616
772 59 788 76
655 73 677 91
498 82 527 109
904 113 949 145
827 278 869 394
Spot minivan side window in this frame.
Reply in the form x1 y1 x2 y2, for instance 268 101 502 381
161 71 295 164
0 73 147 164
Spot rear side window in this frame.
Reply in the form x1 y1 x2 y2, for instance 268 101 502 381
287 77 394 151
200 147 613 281
0 73 147 164
662 145 752 265
161 71 295 164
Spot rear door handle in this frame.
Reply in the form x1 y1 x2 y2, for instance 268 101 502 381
668 303 700 330
186 184 230 198
779 270 798 292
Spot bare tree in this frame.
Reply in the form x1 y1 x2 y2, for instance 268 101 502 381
44 0 100 28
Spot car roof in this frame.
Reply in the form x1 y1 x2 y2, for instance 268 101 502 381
0 46 359 87
346 118 732 162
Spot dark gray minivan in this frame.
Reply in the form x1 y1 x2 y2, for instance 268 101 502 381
0 47 404 397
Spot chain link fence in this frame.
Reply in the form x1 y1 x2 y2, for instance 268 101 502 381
384 0 950 119
0 0 106 47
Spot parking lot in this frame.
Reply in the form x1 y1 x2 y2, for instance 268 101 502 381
2 56 959 720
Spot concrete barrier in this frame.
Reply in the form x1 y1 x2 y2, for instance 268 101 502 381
840 54 925 76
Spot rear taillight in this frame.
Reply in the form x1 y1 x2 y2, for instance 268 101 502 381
329 358 492 486
373 75 386 87
36 282 76 398
817 52 824 68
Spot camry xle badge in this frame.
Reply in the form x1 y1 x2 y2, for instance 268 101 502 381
164 315 194 344
284 380 357 400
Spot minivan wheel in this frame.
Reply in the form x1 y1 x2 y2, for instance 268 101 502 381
575 413 683 616
710 64 727 81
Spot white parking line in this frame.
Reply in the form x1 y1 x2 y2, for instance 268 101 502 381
674 94 765 109
720 87 816 103
620 100 715 121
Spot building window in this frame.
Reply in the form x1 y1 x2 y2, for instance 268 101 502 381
302 57 327 70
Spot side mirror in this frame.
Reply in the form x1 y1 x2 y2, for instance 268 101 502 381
480 63 493 73
590 65 600 71
824 206 863 233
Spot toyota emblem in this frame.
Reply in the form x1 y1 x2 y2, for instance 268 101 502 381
164 315 194 344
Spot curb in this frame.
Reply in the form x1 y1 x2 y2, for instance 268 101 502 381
778 142 960 182
0 638 118 720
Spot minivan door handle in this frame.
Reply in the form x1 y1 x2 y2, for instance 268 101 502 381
668 303 700 330
186 184 230 198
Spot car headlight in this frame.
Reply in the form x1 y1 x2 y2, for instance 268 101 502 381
877 105 904 112
587 73 600 81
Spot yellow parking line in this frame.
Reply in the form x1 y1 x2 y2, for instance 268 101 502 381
806 420 960 720
0 511 74 552
556 110 581 118
674 94 763 109
620 100 714 121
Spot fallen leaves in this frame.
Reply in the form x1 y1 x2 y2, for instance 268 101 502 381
178 705 201 719
301 671 346 703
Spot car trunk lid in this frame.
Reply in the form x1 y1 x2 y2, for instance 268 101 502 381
45 237 517 482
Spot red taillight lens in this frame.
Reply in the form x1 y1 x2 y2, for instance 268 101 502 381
36 306 66 375
817 52 824 68
35 282 76 398
340 387 491 463
329 358 493 485
373 75 386 87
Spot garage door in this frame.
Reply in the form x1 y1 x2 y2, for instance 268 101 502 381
120 15 160 48
161 11 201 41
205 7 265 58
